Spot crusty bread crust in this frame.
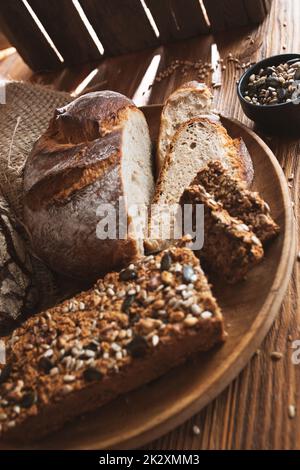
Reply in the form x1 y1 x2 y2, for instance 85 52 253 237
156 82 213 175
0 246 225 442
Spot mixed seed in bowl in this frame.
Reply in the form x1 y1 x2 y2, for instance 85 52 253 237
243 60 300 105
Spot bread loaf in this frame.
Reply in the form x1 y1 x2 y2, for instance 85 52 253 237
0 245 225 442
23 91 155 281
157 81 213 173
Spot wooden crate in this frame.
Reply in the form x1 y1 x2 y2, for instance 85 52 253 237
0 0 273 72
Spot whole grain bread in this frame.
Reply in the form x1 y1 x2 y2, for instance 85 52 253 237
156 81 213 173
0 246 224 442
193 161 279 243
180 185 264 283
23 91 155 281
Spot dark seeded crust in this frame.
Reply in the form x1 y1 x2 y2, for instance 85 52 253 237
0 246 225 442
181 186 264 283
193 161 280 243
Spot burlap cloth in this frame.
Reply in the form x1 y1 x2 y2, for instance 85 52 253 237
0 81 85 330
0 81 70 218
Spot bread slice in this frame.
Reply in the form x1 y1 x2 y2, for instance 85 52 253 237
180 185 264 283
154 117 253 210
157 81 213 174
193 161 279 243
0 245 225 442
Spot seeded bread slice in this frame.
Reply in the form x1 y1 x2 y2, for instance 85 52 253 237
193 161 280 243
157 81 213 174
0 246 225 442
181 185 264 283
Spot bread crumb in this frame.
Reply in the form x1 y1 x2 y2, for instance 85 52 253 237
270 351 283 361
288 404 296 419
192 424 201 436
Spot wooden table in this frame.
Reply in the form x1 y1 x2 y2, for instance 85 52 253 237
0 0 299 450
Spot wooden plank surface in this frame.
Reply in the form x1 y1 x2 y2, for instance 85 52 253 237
0 30 10 51
0 0 299 450
80 0 159 56
146 0 209 42
27 0 102 65
0 0 61 71
203 0 249 31
244 0 268 23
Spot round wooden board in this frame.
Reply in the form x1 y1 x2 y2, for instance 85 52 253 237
3 106 295 450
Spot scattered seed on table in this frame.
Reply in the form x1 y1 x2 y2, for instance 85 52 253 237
192 425 201 436
288 404 296 419
270 351 283 361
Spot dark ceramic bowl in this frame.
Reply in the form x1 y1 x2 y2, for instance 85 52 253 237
237 53 300 134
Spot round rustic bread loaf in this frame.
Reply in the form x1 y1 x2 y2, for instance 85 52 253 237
23 91 154 280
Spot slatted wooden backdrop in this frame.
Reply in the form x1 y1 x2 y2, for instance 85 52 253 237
0 0 273 71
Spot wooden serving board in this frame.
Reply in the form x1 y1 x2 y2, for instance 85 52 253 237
3 105 295 450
